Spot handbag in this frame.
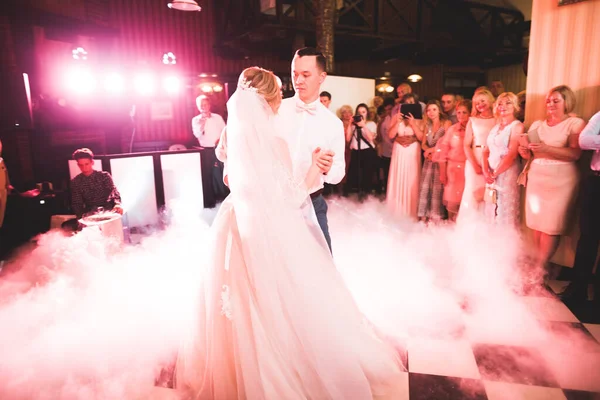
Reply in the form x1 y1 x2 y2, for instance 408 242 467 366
484 185 497 204
517 157 532 187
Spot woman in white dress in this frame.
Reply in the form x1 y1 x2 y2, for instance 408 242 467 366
481 92 523 226
459 88 496 221
176 67 404 399
386 93 423 220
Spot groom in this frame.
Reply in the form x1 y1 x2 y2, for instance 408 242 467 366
276 47 346 252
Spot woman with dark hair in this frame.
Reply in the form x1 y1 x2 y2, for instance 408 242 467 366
345 103 378 196
387 94 424 219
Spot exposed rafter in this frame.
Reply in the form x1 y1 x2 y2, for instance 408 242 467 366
214 0 529 67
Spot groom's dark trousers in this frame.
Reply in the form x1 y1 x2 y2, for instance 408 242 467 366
311 190 332 253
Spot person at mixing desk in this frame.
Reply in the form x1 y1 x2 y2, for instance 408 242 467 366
69 148 123 220
192 95 226 208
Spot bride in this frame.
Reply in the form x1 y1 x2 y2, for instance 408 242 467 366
176 67 405 399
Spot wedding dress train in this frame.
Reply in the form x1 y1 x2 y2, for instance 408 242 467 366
175 76 405 399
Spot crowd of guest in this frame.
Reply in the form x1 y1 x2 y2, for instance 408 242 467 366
331 82 600 298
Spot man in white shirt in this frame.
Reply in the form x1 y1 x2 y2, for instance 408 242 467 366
192 95 226 208
561 111 600 306
276 47 346 252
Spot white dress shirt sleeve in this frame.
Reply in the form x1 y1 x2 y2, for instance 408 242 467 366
192 115 202 139
579 111 600 151
215 115 227 139
324 119 346 185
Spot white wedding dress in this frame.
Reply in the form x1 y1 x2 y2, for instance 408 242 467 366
175 76 405 399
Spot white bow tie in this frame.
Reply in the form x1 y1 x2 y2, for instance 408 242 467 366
296 101 317 116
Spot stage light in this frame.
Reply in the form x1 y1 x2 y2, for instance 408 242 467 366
67 68 96 94
167 0 201 12
104 73 126 94
134 73 156 96
213 84 223 93
376 83 394 93
200 84 213 93
72 47 88 61
163 76 181 94
162 52 177 65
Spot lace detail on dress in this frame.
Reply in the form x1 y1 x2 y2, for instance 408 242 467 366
221 285 232 320
270 138 310 207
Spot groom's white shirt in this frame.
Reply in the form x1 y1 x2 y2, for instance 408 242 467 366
275 95 346 194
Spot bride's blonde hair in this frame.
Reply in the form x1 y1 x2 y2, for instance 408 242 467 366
241 67 281 106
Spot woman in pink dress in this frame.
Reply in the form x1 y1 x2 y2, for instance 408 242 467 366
436 100 471 221
459 88 496 221
386 93 424 220
176 67 405 399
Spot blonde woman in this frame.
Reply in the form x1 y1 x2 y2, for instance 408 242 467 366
519 85 585 273
482 92 523 226
417 100 452 222
177 67 405 399
459 88 496 220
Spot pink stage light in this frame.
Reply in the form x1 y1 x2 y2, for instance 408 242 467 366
134 73 156 96
67 68 96 95
104 73 125 95
163 76 181 94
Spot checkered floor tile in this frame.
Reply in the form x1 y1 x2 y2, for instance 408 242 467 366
156 291 600 399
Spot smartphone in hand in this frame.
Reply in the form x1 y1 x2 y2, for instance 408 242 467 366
527 127 541 143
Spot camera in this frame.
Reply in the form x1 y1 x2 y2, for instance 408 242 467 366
352 115 363 123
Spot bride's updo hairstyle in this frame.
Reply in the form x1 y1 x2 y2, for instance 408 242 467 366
240 67 281 106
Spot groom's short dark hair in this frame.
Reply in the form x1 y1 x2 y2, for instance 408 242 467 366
295 47 326 72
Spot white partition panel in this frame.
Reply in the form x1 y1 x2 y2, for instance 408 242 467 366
109 156 159 227
319 75 376 118
68 159 103 179
160 152 204 214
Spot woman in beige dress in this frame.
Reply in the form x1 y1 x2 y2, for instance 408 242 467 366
386 93 424 219
519 85 585 273
459 88 496 221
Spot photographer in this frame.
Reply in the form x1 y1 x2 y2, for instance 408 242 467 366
345 103 378 197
